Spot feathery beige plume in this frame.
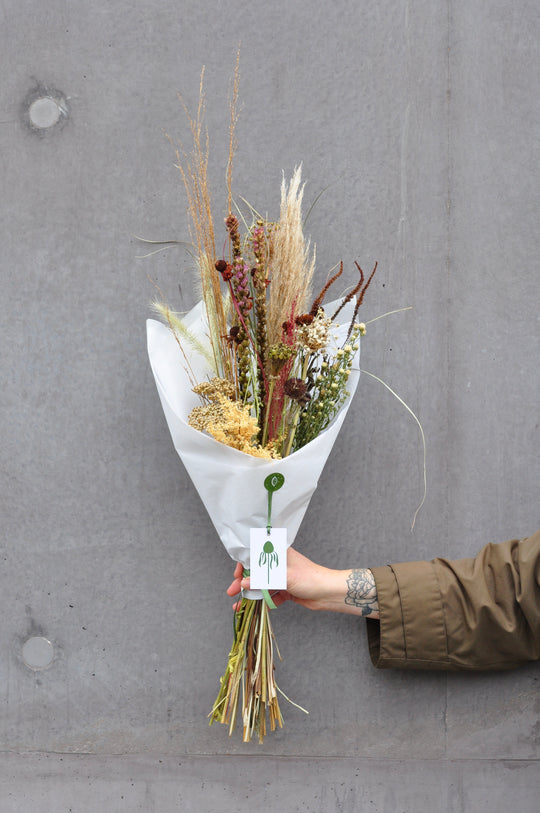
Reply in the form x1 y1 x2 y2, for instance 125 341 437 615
266 166 316 347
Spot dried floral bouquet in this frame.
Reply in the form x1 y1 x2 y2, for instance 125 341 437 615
147 66 376 743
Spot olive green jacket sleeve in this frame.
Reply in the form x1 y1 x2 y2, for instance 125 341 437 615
366 530 540 671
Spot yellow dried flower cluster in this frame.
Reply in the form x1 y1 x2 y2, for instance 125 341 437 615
188 401 226 432
189 377 238 434
193 377 236 401
296 309 333 352
189 394 278 459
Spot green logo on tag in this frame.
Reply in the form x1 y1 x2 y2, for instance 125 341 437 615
264 472 285 493
259 537 279 583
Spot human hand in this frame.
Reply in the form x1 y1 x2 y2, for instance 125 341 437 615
226 547 379 618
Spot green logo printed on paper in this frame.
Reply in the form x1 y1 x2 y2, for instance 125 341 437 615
259 538 279 583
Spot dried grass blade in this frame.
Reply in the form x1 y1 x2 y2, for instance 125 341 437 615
361 369 427 530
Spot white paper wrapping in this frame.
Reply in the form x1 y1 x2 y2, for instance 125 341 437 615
147 298 360 596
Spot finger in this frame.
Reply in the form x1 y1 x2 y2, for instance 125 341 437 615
226 562 246 596
226 578 242 596
269 590 291 608
233 561 243 579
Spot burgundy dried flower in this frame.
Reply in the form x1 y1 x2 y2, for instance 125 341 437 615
215 260 233 281
284 378 309 402
224 324 243 348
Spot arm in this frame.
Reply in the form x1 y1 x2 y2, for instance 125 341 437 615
227 547 379 618
368 530 540 671
228 530 540 671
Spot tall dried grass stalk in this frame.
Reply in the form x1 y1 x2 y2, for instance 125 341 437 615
266 166 316 347
173 71 234 381
227 48 241 216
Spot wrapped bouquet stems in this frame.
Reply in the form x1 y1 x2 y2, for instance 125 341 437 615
148 293 367 741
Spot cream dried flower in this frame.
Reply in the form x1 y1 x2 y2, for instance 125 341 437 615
296 308 333 352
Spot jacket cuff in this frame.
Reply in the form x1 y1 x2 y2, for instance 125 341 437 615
366 561 451 670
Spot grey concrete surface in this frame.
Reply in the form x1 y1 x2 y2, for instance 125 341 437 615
1 752 540 813
1 0 538 810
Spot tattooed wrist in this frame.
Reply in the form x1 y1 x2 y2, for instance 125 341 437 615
344 568 378 616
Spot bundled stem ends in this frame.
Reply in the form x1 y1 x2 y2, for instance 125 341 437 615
209 597 283 743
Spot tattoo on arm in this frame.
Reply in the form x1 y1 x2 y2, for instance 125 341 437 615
345 568 378 616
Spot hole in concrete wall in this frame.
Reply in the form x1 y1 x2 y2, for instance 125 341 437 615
28 97 62 129
22 83 69 134
22 636 54 670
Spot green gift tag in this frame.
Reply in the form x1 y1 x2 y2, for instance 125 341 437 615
250 528 287 592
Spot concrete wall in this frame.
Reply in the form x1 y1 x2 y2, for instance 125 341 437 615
1 0 538 810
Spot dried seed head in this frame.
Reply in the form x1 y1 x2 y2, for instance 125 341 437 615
284 377 309 402
225 214 239 231
268 342 296 361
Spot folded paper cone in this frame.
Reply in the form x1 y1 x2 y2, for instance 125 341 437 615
147 299 361 593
